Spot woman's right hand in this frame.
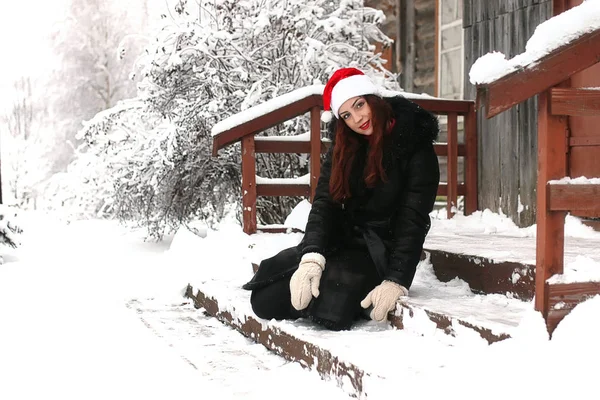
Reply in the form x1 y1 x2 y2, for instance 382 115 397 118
289 253 326 310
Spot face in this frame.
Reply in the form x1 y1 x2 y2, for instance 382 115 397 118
337 96 373 136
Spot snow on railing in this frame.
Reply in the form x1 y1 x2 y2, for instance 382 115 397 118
255 174 310 185
211 85 325 137
469 0 600 84
548 176 600 184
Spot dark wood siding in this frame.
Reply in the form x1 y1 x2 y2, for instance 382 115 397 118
414 0 436 96
464 0 552 226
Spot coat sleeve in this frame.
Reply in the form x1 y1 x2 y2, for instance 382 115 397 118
385 144 440 289
299 146 342 258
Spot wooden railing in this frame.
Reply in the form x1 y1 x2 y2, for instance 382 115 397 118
212 89 478 234
475 25 600 334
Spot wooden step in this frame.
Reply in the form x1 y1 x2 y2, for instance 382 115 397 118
426 249 535 301
185 278 528 398
184 249 530 398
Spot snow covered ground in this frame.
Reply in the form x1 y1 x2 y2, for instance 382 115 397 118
0 208 599 400
0 213 348 400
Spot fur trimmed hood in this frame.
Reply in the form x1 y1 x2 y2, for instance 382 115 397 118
326 95 439 157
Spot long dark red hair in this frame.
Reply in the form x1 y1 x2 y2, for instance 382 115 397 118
329 95 394 202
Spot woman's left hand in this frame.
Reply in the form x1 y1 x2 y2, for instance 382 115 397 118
360 280 408 322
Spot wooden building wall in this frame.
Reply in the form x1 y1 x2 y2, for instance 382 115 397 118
413 0 437 95
463 0 552 227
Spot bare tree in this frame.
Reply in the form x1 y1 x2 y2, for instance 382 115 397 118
47 0 149 173
1 77 52 206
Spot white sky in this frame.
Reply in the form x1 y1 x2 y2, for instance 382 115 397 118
0 0 67 78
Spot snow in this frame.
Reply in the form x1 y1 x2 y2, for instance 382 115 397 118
211 85 325 136
548 176 600 184
469 0 600 85
1 204 599 399
256 173 310 185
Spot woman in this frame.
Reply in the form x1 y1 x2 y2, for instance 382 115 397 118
243 68 440 330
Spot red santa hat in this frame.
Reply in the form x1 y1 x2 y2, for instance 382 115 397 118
321 68 380 123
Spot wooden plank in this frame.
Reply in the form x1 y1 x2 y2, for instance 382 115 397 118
256 183 311 197
535 90 568 314
410 98 472 113
569 146 600 178
427 249 535 301
546 281 600 333
212 95 322 156
390 304 511 344
550 88 600 117
241 136 257 235
553 0 568 15
254 140 329 154
254 140 467 157
569 137 600 147
481 18 501 215
464 103 478 215
310 106 321 202
434 143 466 157
548 184 600 213
437 183 466 196
184 286 367 397
499 12 520 223
434 0 439 96
446 112 458 218
480 29 600 119
516 1 552 227
517 97 538 227
400 0 416 92
463 0 473 28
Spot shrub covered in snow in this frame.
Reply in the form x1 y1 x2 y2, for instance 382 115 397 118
0 205 23 263
57 0 401 239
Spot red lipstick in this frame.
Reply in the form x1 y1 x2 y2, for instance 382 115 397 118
359 120 370 130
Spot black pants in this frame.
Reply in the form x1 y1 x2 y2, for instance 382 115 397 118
248 246 381 331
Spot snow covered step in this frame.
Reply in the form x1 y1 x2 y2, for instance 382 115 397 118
175 226 537 398
425 248 535 300
185 271 529 399
126 298 348 398
424 223 600 301
184 258 530 398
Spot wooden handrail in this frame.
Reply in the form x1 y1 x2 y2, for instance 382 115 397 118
212 94 323 156
476 29 600 119
211 89 478 234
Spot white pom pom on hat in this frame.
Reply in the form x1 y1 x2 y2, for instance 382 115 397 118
320 110 333 123
321 68 380 123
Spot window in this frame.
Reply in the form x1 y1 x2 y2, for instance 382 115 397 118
438 0 464 99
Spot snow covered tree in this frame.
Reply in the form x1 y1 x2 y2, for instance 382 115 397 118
65 0 401 239
46 0 151 174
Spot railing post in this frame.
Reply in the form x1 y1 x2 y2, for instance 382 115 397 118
446 112 458 219
241 136 257 234
464 103 478 215
535 89 567 320
309 106 321 202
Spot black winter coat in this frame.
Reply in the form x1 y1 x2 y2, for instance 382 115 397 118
297 95 440 289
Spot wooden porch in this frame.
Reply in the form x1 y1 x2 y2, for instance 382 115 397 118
211 88 478 234
184 220 599 398
475 9 600 333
